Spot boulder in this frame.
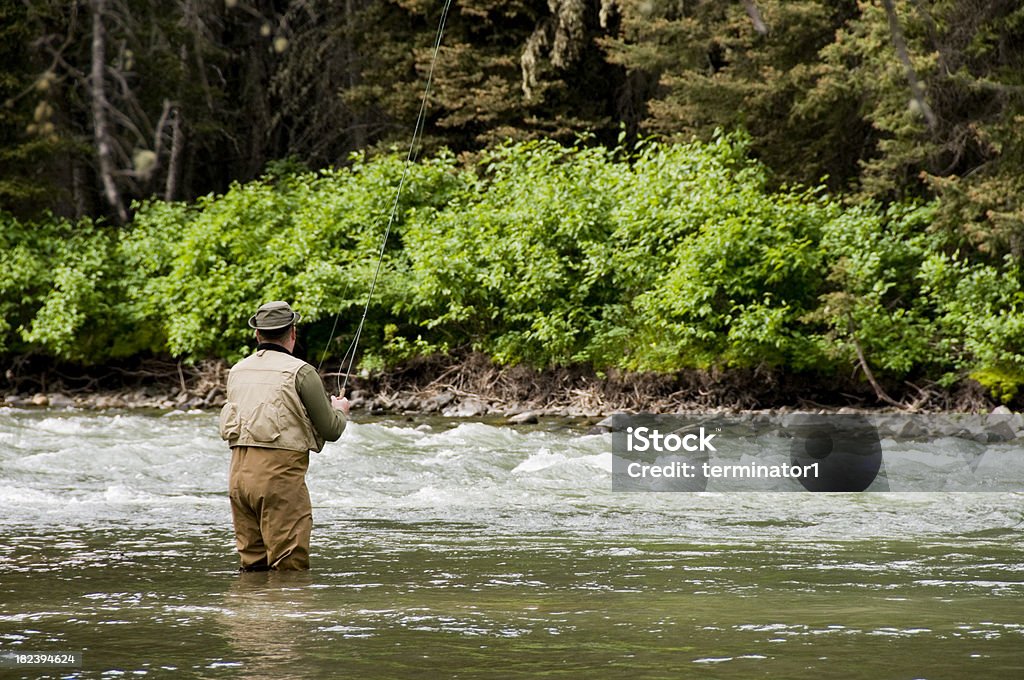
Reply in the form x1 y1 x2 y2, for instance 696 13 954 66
984 408 1022 442
586 415 618 434
396 395 420 412
47 393 74 408
984 419 1018 442
453 397 487 418
95 395 123 409
508 410 539 425
424 391 456 412
895 419 930 439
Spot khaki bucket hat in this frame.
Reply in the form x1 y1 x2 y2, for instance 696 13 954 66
248 301 301 331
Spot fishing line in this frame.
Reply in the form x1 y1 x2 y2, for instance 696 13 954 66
319 0 454 395
315 278 349 373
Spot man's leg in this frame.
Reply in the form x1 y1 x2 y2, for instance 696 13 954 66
229 447 270 570
250 448 313 571
264 487 312 570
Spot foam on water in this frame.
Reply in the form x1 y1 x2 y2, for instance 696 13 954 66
0 409 1022 544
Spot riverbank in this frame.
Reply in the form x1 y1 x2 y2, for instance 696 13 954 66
1 353 1011 419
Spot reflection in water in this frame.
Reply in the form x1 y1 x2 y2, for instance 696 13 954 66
220 571 317 679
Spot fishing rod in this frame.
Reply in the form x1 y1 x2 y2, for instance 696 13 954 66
317 0 454 395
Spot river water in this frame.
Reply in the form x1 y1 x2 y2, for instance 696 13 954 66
1 409 1022 678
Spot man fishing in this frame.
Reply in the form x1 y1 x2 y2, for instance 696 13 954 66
219 301 350 571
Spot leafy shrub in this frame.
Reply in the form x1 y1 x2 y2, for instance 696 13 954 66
120 151 467 363
3 136 1022 403
920 251 1024 398
0 213 146 360
399 139 629 365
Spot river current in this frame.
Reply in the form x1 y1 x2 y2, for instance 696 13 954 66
1 409 1022 678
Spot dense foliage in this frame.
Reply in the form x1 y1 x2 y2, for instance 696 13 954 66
3 136 1022 401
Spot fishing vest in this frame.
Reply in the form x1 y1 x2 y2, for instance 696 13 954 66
219 349 326 453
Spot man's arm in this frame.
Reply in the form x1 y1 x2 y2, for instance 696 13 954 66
295 364 347 442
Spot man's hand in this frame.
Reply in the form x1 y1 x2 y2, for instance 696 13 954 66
331 395 351 415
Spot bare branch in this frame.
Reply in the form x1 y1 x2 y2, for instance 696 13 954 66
152 99 172 158
846 312 904 409
882 0 938 130
742 0 768 36
105 102 147 148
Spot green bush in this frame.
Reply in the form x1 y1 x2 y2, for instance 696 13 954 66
2 136 1022 404
399 139 629 365
0 214 146 361
624 162 834 370
813 202 944 376
120 151 467 363
920 251 1024 398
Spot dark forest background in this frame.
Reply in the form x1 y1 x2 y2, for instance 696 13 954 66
3 0 1021 247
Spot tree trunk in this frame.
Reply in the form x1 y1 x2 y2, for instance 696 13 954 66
89 0 127 222
345 0 366 149
165 106 183 202
882 0 938 130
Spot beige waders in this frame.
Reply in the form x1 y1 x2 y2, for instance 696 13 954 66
229 446 313 571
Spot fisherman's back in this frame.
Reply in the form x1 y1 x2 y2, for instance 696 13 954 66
221 348 325 454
